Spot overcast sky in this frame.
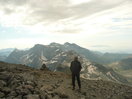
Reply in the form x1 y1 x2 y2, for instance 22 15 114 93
0 0 132 53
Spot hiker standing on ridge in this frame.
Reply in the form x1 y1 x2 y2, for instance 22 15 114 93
70 56 82 91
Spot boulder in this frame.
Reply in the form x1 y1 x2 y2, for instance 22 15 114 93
40 64 49 71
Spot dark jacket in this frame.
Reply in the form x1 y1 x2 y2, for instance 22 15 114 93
70 60 82 74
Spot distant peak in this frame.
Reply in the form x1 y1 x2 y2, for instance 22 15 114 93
49 42 61 46
14 48 19 51
34 44 45 48
12 48 20 53
64 42 76 46
34 44 43 46
64 42 71 45
33 44 45 49
64 42 79 47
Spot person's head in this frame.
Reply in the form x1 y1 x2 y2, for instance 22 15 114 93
74 56 78 61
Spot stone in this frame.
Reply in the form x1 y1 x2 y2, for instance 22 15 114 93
58 92 68 98
82 92 87 96
0 73 11 81
52 95 60 99
24 85 34 90
2 87 11 95
40 85 53 91
15 95 22 99
0 92 5 98
40 64 49 71
15 85 31 95
24 94 40 99
26 81 35 87
6 96 15 99
39 91 46 99
39 94 46 99
9 91 17 97
0 80 6 87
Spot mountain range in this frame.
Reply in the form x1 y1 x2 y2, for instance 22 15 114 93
1 42 131 85
4 42 132 65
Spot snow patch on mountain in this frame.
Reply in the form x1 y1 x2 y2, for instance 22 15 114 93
41 51 47 61
50 60 58 64
88 65 96 74
55 49 60 52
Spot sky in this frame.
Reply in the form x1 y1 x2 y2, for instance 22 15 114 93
0 0 132 53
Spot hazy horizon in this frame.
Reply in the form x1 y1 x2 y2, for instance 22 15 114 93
0 0 132 53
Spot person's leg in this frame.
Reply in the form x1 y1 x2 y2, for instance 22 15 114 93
72 73 75 90
76 73 81 89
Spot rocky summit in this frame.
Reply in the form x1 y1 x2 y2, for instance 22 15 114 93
0 61 132 99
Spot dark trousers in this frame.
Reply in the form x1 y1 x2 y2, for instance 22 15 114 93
72 73 81 88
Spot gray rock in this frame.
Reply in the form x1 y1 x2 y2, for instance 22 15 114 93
57 92 69 98
9 91 17 97
5 96 15 99
0 80 6 87
15 85 32 95
0 92 5 98
15 95 22 99
24 94 40 99
82 92 87 96
40 64 49 71
2 87 11 95
0 72 12 82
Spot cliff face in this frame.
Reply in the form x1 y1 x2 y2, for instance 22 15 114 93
0 61 132 99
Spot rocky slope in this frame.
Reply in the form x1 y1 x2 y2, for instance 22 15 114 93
0 61 132 99
109 58 132 84
101 53 132 64
110 58 132 70
46 50 129 84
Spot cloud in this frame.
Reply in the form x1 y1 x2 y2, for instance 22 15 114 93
0 0 28 6
25 0 130 25
0 0 130 25
0 0 132 36
56 28 81 34
70 0 126 18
